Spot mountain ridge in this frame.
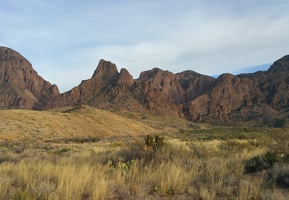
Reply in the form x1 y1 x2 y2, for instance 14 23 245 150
1 46 289 126
0 47 59 109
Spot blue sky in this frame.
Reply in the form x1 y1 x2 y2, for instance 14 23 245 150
1 0 289 92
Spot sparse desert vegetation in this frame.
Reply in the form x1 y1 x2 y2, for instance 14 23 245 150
0 107 289 199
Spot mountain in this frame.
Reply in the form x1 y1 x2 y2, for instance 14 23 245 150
47 60 215 118
0 47 59 109
1 46 289 126
47 59 145 111
48 55 289 126
183 55 289 125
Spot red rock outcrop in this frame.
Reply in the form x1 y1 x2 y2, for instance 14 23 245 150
47 59 145 111
182 73 264 122
176 70 215 102
48 55 289 125
183 55 289 124
0 47 59 109
2 46 289 126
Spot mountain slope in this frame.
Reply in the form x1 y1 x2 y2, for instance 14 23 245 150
0 105 160 142
1 46 289 126
183 55 289 124
47 59 145 111
47 54 289 125
47 61 214 118
0 47 59 109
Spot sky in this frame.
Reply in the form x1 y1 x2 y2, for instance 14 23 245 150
1 0 289 92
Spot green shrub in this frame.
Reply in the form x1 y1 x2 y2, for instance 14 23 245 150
113 136 166 165
244 151 280 173
0 154 10 163
13 191 49 200
166 189 174 195
144 135 164 151
265 164 289 189
276 171 289 188
117 160 135 173
282 154 289 163
264 151 280 165
115 140 155 163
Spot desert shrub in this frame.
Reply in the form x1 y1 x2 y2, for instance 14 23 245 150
117 160 136 173
276 171 289 188
244 151 280 173
111 135 168 166
274 119 286 127
264 151 280 165
273 164 289 188
261 189 289 200
114 139 155 164
282 154 289 163
265 164 289 189
144 135 164 151
0 154 10 163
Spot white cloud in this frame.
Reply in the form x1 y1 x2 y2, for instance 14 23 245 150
1 0 289 92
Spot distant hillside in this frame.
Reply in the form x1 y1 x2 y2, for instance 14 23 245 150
0 104 203 143
0 105 160 142
1 46 289 126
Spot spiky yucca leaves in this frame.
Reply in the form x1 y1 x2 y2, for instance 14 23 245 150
144 135 164 151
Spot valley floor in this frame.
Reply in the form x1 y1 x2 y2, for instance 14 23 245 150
0 108 289 199
0 128 289 199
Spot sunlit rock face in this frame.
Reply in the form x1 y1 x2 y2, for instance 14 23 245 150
0 46 59 109
2 46 289 125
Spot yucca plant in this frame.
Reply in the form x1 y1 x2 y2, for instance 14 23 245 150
144 135 164 151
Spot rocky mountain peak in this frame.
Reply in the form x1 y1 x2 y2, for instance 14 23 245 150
91 59 118 82
176 70 215 101
0 46 59 109
0 47 26 61
268 55 289 73
116 68 134 86
177 70 212 79
138 68 172 81
1 46 289 126
215 73 235 82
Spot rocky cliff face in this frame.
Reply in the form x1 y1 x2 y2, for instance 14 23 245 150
48 54 289 125
183 55 289 124
47 59 145 111
48 62 215 118
182 73 264 122
1 46 289 126
0 47 59 109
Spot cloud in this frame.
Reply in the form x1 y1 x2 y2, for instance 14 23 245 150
1 0 289 92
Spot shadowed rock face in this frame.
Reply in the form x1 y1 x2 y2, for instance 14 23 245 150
183 55 289 123
1 46 289 125
47 59 144 111
176 70 215 102
44 54 289 125
182 73 264 122
0 47 59 109
48 63 215 117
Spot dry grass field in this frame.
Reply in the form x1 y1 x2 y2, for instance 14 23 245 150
0 106 289 199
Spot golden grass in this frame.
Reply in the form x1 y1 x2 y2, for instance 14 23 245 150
0 106 289 199
0 133 288 199
0 106 160 142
